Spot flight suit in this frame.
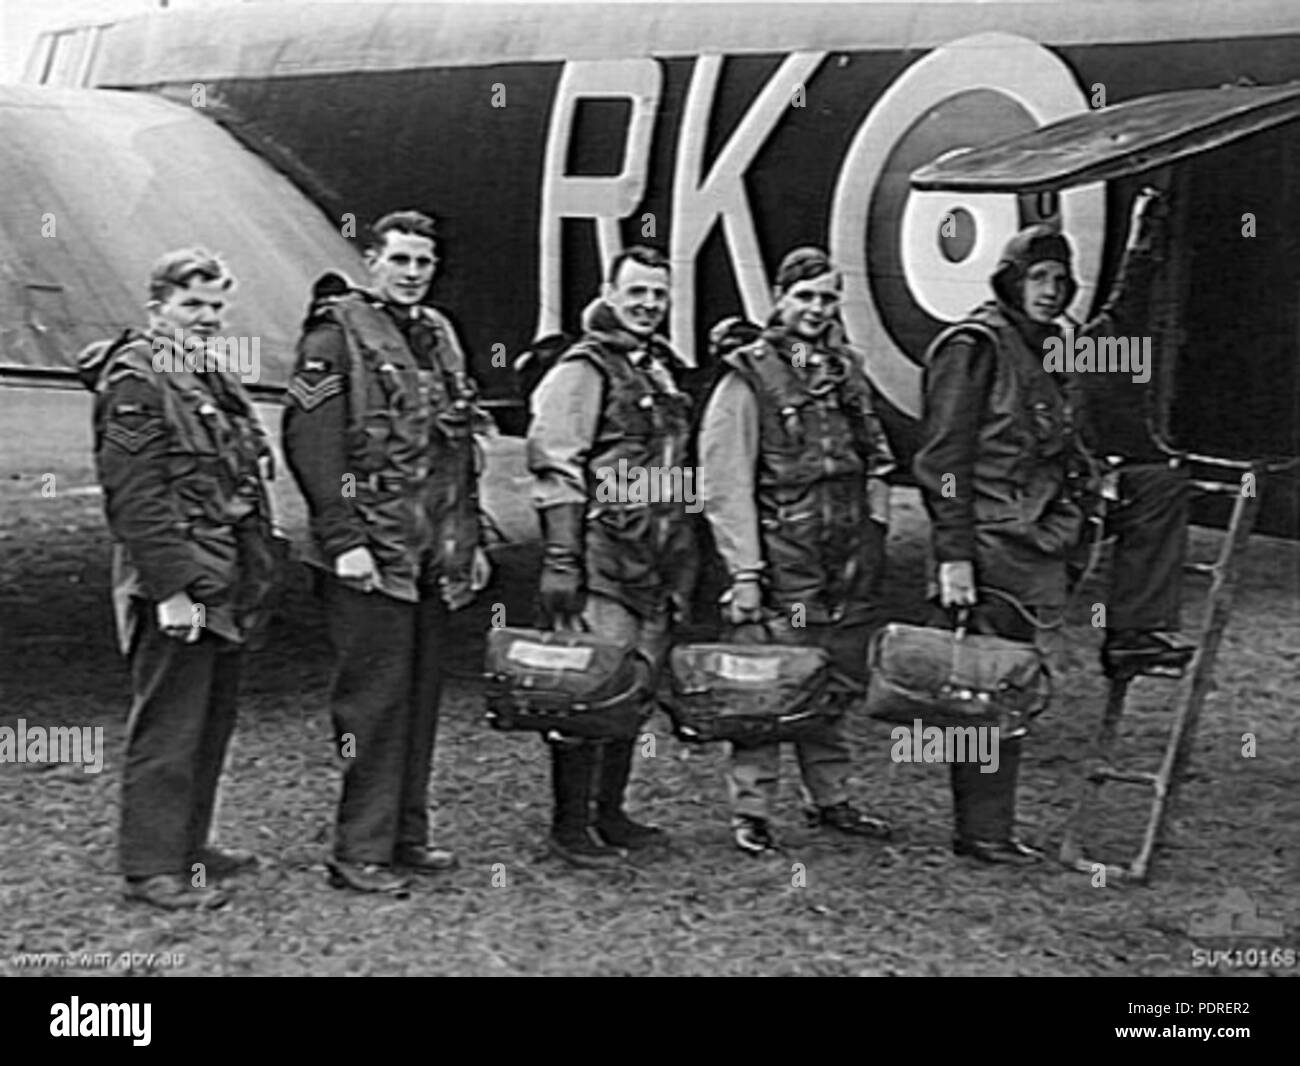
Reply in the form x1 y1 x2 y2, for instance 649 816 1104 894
282 282 486 866
916 301 1085 610
699 321 896 821
85 331 278 879
913 224 1179 854
917 231 1185 627
526 299 696 856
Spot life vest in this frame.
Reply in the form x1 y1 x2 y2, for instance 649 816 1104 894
922 301 1080 507
721 326 895 621
92 334 276 649
921 302 1084 607
310 289 485 602
558 325 696 618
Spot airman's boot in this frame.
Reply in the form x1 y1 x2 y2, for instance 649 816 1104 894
1102 629 1195 679
593 738 667 850
951 737 1042 865
549 742 626 868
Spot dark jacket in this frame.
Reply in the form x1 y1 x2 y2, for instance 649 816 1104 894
914 302 1082 608
913 240 1160 608
281 283 486 603
85 332 277 652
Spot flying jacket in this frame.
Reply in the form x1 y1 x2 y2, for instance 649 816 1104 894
282 283 487 603
914 302 1084 608
913 237 1161 609
83 331 278 653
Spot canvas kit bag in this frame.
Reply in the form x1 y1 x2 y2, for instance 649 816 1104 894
865 610 1051 735
483 626 654 740
665 642 852 744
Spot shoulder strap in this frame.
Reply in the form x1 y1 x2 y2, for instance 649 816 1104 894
99 337 159 392
78 330 140 393
557 337 613 405
551 340 610 443
921 321 1002 368
557 337 611 379
301 271 354 329
311 292 383 443
415 305 464 371
723 336 807 416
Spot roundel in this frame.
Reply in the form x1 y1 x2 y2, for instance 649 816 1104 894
830 33 1105 419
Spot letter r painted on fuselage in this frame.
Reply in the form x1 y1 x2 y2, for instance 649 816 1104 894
536 53 824 366
537 59 662 341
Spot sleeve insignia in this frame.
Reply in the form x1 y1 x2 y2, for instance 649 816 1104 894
102 419 166 454
286 373 345 412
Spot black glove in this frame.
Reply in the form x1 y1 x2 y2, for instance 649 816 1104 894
538 503 586 627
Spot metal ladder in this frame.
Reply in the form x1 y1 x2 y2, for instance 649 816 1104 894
1057 448 1290 883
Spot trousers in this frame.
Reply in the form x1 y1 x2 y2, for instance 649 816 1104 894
323 577 449 864
1106 463 1188 631
930 597 1041 844
726 615 872 820
119 619 241 878
547 593 671 825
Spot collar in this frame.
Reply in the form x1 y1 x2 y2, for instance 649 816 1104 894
761 321 833 366
583 302 683 396
585 300 658 364
144 328 209 370
141 328 232 399
379 297 424 328
352 288 426 326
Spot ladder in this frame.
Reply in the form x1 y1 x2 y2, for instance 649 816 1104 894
1057 448 1293 883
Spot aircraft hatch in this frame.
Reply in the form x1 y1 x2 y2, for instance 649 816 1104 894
910 80 1300 193
910 79 1300 536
